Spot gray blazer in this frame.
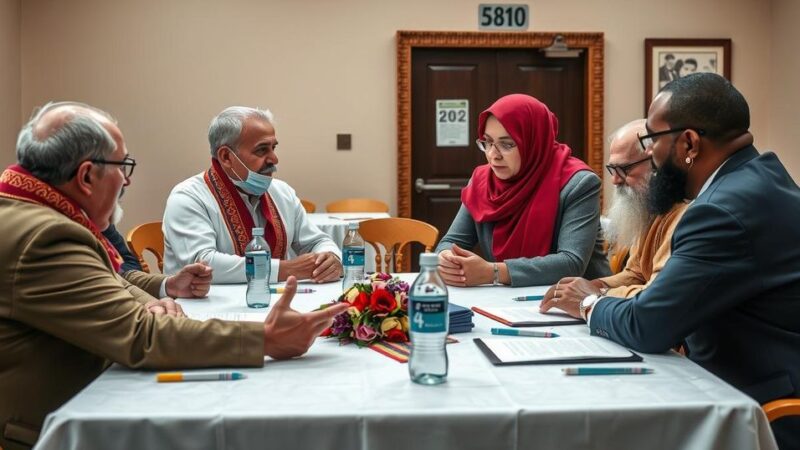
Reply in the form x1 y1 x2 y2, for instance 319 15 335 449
435 170 610 287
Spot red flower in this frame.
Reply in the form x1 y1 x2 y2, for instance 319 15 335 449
370 289 397 315
384 328 408 342
352 292 370 312
320 327 332 337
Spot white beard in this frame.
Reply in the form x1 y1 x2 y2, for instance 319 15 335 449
605 184 652 249
111 203 124 225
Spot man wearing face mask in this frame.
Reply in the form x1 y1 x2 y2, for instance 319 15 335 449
163 106 342 284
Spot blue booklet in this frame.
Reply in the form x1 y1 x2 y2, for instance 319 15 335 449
449 303 474 334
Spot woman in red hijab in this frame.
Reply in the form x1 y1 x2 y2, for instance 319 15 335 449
435 94 610 287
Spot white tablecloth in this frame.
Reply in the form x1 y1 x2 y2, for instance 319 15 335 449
35 276 777 450
307 212 390 272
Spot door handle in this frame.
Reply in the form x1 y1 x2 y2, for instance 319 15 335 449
415 178 452 193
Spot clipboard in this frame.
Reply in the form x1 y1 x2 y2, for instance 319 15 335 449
472 306 584 327
473 338 643 366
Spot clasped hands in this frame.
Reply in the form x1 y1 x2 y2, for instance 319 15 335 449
539 277 606 319
437 244 497 286
278 251 342 283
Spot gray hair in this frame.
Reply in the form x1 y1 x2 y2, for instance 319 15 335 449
208 106 274 157
16 101 117 185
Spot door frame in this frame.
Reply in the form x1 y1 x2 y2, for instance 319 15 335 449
396 30 605 218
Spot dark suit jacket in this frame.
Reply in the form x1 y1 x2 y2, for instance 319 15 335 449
102 224 143 273
590 146 800 448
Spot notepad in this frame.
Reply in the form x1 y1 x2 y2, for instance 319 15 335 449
474 337 642 366
190 312 268 322
472 305 583 327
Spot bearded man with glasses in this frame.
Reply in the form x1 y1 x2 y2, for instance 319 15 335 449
540 73 800 449
542 119 688 303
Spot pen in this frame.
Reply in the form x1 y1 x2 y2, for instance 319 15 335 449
270 287 315 294
512 295 544 301
491 327 558 338
156 371 247 382
562 367 654 376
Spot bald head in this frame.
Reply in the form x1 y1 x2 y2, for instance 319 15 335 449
607 119 650 191
17 102 118 185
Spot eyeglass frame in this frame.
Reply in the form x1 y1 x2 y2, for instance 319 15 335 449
475 138 517 155
69 156 137 179
637 127 706 151
605 155 653 179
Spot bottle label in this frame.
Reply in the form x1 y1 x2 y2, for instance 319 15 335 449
245 251 269 279
410 295 447 333
343 247 365 267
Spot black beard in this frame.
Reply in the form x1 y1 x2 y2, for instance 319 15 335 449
647 153 687 215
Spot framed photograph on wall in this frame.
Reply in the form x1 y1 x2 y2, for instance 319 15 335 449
644 38 731 113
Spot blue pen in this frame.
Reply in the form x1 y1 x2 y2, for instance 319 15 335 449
512 295 544 301
491 327 558 338
562 367 654 376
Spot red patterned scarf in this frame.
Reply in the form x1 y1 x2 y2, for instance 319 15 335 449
0 164 123 272
204 158 287 258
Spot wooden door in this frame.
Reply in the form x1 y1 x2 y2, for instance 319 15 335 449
409 47 586 268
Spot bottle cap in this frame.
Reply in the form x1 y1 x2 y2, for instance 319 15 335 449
419 252 438 267
252 227 264 236
347 222 359 230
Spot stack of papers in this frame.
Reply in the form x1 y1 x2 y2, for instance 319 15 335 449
449 303 475 334
474 336 642 366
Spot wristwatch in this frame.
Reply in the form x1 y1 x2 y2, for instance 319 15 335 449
492 263 500 286
580 294 600 321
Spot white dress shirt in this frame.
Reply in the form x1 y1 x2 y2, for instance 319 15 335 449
163 172 340 283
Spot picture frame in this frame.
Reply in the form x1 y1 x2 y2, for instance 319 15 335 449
644 38 731 113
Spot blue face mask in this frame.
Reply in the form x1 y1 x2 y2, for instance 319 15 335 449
229 151 275 196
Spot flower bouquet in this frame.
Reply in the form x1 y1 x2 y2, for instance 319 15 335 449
320 273 410 346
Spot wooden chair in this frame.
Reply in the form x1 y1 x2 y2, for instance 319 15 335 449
358 218 438 272
126 221 164 273
300 199 317 213
325 198 389 213
763 398 800 422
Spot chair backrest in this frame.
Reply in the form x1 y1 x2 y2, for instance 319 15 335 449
300 199 317 213
762 398 800 422
326 198 390 213
126 221 164 273
358 218 438 272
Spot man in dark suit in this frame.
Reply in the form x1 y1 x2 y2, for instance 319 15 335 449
542 73 800 448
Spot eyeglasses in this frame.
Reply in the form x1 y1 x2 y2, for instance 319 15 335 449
605 155 653 178
73 156 137 179
476 139 517 155
637 127 705 151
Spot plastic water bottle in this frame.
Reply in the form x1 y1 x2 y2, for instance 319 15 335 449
341 222 365 291
245 227 271 308
408 252 448 385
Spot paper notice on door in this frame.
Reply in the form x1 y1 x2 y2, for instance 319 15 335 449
436 99 469 147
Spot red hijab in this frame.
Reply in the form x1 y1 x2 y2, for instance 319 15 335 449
461 94 590 261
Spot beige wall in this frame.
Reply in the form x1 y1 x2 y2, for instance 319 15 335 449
17 0 792 234
0 0 20 167
769 0 800 181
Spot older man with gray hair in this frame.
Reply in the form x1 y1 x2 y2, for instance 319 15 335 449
543 119 688 301
163 106 342 283
0 102 348 449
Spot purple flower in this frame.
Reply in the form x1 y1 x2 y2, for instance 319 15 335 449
354 324 378 342
331 313 353 335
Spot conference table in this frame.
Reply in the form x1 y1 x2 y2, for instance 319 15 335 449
307 212 390 272
34 275 777 450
